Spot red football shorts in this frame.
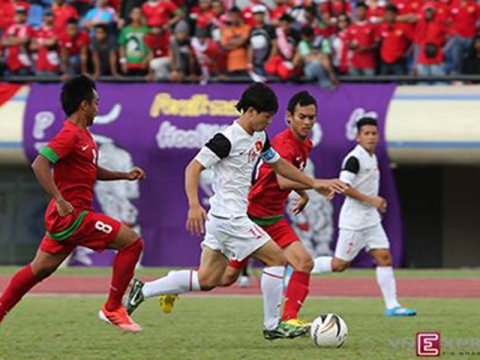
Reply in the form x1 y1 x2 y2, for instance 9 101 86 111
39 211 122 255
228 218 299 269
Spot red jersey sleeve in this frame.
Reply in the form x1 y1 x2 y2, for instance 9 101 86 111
272 140 296 163
40 126 78 163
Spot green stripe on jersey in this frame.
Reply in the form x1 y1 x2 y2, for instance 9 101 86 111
39 147 59 164
249 215 284 226
46 210 88 241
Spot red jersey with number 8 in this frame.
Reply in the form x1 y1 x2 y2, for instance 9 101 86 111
39 121 98 233
248 128 312 219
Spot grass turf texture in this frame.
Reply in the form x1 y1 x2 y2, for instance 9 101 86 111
1 296 479 360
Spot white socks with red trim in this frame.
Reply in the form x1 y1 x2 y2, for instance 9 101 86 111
142 270 200 298
261 266 285 330
376 266 401 309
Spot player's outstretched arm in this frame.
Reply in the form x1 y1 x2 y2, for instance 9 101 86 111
292 190 309 215
31 155 74 216
271 158 348 195
97 166 146 181
343 186 387 213
185 159 208 236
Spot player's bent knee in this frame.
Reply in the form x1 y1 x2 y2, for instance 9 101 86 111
293 256 314 273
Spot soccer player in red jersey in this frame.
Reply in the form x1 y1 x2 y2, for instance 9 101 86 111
219 91 331 327
0 76 146 333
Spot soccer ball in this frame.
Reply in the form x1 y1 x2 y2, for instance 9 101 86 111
310 313 348 348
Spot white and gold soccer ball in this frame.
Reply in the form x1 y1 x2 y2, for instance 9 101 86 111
310 313 348 348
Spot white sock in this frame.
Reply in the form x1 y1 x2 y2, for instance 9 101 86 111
376 266 401 309
142 270 200 298
312 256 333 273
261 266 284 330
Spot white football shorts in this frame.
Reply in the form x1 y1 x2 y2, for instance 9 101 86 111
201 214 271 262
335 223 389 262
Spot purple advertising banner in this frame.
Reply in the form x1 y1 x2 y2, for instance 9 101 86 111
23 83 401 268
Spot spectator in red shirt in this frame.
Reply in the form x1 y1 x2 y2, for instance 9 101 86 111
31 9 60 76
447 0 480 74
415 3 447 77
1 7 33 75
304 5 335 38
191 27 220 83
378 4 413 75
270 0 291 26
0 0 30 34
59 18 90 77
190 0 215 30
142 0 184 29
346 2 379 76
52 0 79 35
367 0 386 25
265 13 300 80
320 0 352 32
145 24 171 81
331 14 352 74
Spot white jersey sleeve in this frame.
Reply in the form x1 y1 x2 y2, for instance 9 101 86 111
260 134 280 164
195 133 232 168
339 155 360 185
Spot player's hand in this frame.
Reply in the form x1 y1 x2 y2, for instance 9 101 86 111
126 167 146 181
186 204 208 236
370 196 387 213
293 193 309 215
313 179 348 195
56 198 74 217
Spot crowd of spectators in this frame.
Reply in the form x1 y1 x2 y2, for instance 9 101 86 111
1 0 480 86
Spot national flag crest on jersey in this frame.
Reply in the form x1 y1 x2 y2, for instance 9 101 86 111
255 140 263 153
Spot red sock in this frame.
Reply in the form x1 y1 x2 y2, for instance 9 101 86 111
105 239 143 311
0 264 40 319
282 271 310 320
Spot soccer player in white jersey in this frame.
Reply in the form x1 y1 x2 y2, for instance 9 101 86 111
311 117 416 317
125 83 347 339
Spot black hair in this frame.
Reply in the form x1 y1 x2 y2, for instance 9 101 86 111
94 23 109 33
287 91 317 114
279 13 294 23
386 4 398 13
301 26 314 37
61 75 97 116
356 117 378 132
235 83 278 114
66 17 78 26
356 2 368 10
229 6 241 14
305 5 318 17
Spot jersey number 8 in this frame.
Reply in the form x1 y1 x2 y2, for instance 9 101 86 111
95 221 113 234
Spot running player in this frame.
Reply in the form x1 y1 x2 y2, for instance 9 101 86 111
312 117 417 317
220 91 325 327
125 83 347 340
0 76 146 333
